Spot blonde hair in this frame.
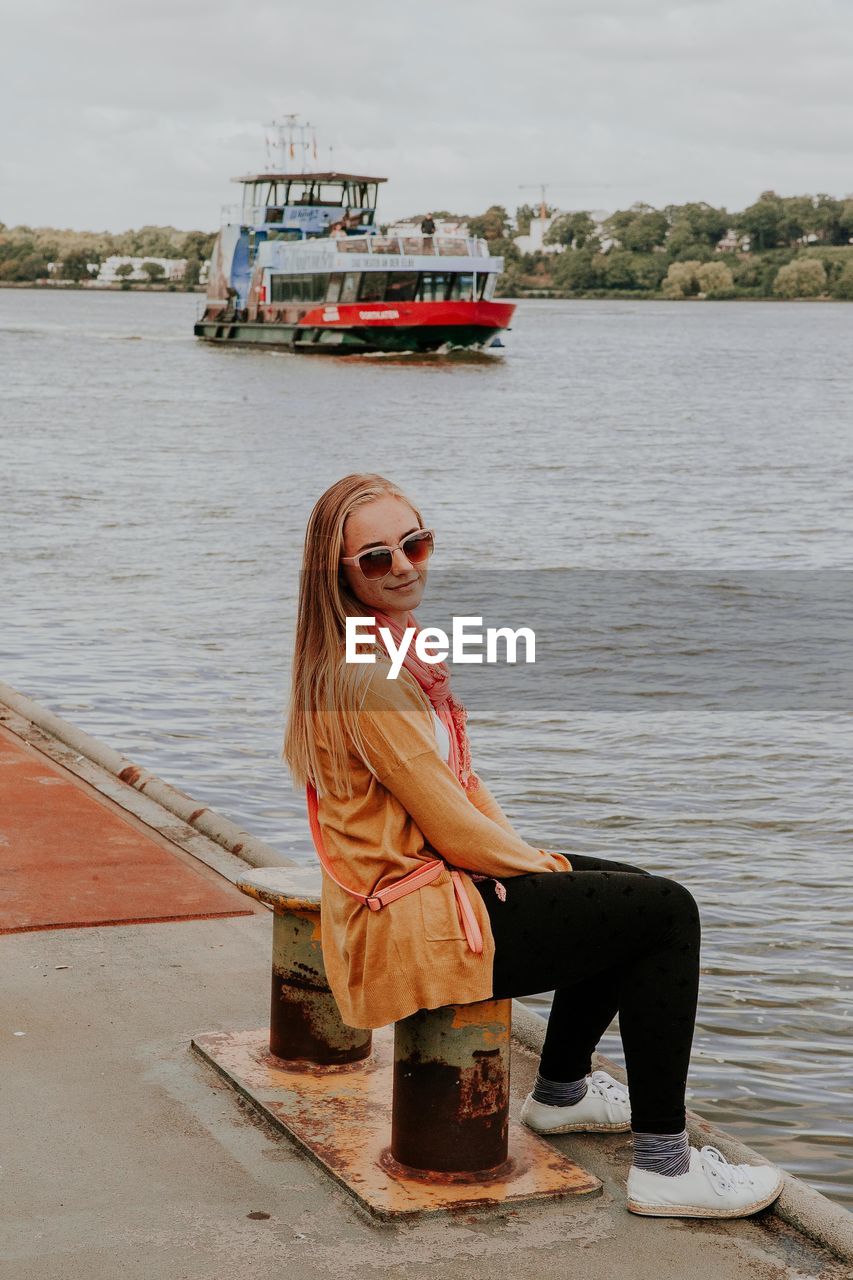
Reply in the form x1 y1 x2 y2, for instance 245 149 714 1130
282 473 424 798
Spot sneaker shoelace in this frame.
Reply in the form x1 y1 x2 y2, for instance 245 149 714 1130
699 1145 757 1195
589 1070 630 1107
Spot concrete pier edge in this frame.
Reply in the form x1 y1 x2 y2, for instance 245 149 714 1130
2 678 851 1262
0 679 293 872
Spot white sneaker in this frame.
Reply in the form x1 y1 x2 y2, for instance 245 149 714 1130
520 1070 631 1134
626 1144 785 1218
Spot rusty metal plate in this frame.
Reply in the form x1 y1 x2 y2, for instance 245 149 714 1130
191 1027 602 1220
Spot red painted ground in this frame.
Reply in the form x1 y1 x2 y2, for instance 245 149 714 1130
0 725 254 933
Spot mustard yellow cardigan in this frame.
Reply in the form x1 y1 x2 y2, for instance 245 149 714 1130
312 659 572 1029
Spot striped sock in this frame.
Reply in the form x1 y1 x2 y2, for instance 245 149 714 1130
532 1071 589 1107
631 1129 691 1177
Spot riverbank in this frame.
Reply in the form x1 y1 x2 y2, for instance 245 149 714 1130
497 244 853 301
499 288 853 301
2 681 852 1276
1 279 848 302
0 279 205 292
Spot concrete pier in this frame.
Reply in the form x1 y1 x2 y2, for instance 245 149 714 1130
1 683 851 1279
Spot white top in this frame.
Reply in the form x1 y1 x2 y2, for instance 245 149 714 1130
430 707 452 765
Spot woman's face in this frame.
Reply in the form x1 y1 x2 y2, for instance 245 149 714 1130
340 495 428 622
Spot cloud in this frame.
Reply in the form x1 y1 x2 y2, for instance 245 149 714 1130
3 0 853 231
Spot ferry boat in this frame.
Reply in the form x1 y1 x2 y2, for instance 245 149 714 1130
194 119 514 354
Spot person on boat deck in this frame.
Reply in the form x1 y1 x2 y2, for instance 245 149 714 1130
281 472 785 1223
420 212 436 235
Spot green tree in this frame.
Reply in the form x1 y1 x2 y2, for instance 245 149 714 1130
778 195 818 245
141 260 165 282
661 260 702 298
602 249 637 289
667 239 716 263
696 261 734 298
61 251 98 281
831 260 853 299
732 257 761 288
118 224 184 257
0 231 53 280
183 259 201 287
737 191 783 250
631 255 668 291
488 236 521 266
837 200 853 242
468 205 510 241
180 229 216 260
552 248 604 292
115 262 134 280
773 257 827 298
545 211 597 250
665 201 729 250
809 194 842 244
606 203 668 253
514 204 537 235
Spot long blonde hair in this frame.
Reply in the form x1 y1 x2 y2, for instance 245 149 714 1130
282 473 425 798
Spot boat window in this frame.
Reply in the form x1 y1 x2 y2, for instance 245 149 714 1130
417 273 450 302
480 274 496 300
448 273 475 301
386 272 419 303
358 273 389 302
340 273 360 303
269 273 329 303
326 274 344 303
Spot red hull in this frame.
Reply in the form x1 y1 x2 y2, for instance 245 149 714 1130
296 299 515 330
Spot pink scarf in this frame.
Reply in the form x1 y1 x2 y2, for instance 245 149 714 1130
370 609 479 794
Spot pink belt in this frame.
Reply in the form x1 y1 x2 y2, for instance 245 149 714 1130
306 784 483 953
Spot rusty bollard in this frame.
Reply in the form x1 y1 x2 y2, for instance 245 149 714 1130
390 998 512 1176
238 867 371 1066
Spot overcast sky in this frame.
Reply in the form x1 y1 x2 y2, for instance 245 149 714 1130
3 0 853 232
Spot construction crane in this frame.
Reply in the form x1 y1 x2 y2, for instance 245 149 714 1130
518 183 552 220
518 181 648 218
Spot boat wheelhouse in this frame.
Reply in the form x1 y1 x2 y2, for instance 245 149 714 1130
194 128 514 353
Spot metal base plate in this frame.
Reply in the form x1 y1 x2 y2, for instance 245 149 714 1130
191 1027 602 1220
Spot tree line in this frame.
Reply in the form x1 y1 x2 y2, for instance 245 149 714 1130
0 224 216 284
458 192 853 300
7 190 853 298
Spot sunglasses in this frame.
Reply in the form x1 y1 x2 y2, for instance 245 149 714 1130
340 528 435 580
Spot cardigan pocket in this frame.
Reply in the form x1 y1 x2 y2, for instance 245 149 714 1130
419 866 466 941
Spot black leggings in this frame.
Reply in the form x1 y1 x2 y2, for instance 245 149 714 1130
474 852 702 1134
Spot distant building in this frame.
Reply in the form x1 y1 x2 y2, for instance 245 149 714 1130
513 212 563 255
716 229 751 253
513 208 614 255
95 256 188 284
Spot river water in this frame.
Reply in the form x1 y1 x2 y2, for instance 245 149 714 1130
1 289 851 1209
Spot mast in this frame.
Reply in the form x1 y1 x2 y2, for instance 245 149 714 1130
263 114 318 175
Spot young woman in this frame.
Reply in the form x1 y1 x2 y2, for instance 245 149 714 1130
283 473 784 1220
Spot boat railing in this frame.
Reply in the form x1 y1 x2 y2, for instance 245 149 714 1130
333 234 490 257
